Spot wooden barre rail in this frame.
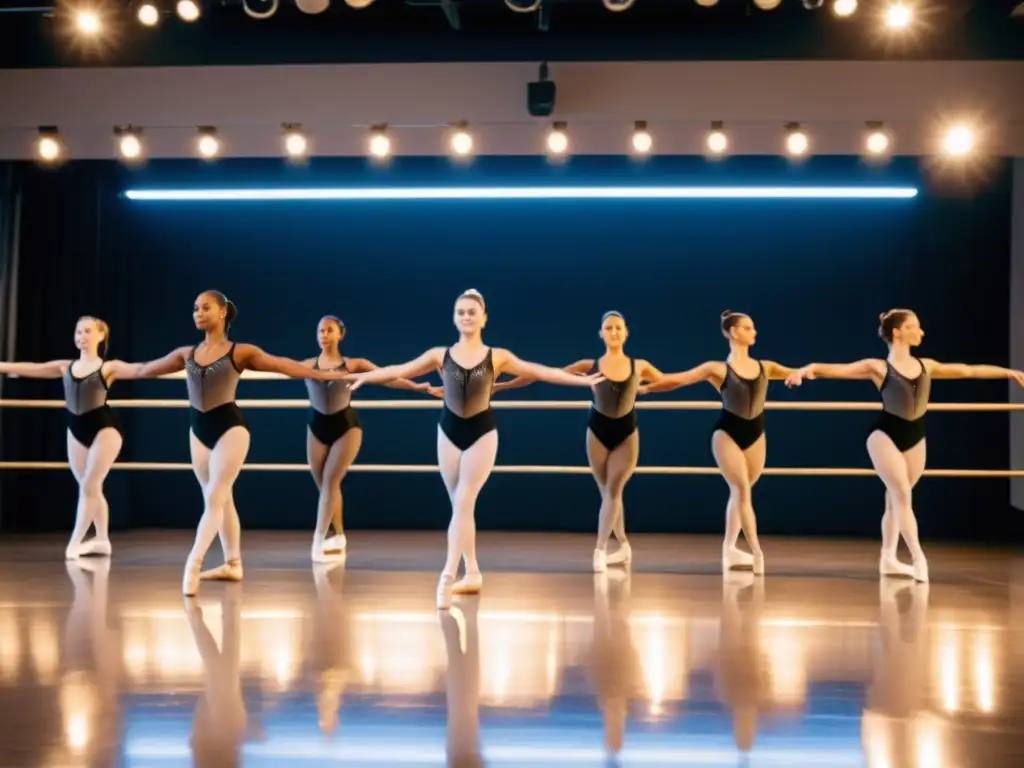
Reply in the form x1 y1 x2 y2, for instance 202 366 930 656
0 461 1020 477
0 399 1022 411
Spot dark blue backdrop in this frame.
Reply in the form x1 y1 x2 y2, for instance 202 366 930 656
0 156 1016 542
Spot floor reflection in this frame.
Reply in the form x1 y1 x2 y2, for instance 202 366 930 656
0 532 1019 767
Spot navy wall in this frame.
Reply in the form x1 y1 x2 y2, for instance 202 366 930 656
0 156 1017 542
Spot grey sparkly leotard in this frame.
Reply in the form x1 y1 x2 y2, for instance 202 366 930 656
587 357 640 451
713 360 768 451
439 348 496 450
63 362 121 447
871 358 930 452
185 343 248 449
306 357 361 445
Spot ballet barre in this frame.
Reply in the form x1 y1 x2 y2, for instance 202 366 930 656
0 461 1020 476
0 399 1022 411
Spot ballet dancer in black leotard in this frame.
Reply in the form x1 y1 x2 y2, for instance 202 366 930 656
640 311 797 576
343 289 604 609
301 314 429 561
494 311 668 571
786 309 1024 583
0 316 139 559
124 291 346 595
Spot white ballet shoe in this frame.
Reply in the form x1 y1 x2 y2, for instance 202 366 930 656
437 574 455 610
311 543 346 564
78 538 112 557
593 548 608 573
65 543 82 560
606 542 632 566
452 571 483 595
722 546 754 572
182 559 203 596
752 551 765 576
879 554 916 578
912 556 929 583
323 534 347 553
199 560 244 582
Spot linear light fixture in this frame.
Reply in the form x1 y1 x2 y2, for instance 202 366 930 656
123 185 918 201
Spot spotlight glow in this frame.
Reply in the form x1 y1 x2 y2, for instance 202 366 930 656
118 133 143 160
284 131 308 158
832 0 857 16
884 2 912 29
137 3 160 26
37 136 62 162
76 10 101 34
197 133 220 158
631 128 653 155
706 130 728 155
943 125 975 157
450 130 474 157
786 130 809 156
546 124 569 155
866 131 890 155
123 186 919 202
176 0 200 22
368 132 391 159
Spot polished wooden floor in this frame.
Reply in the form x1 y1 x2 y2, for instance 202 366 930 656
0 531 1021 767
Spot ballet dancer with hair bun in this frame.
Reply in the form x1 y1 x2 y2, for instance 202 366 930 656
343 289 605 610
0 316 138 559
122 290 347 595
301 314 430 561
494 310 670 572
639 311 798 576
786 309 1024 582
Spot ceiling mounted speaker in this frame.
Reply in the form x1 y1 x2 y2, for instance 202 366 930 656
295 0 330 13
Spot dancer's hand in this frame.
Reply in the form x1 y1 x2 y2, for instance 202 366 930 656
426 385 444 398
1011 369 1024 388
345 373 365 391
785 367 814 388
637 384 650 396
413 381 432 392
582 372 606 387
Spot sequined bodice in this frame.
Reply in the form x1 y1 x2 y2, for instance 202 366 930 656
306 357 352 415
63 363 108 415
721 361 769 420
441 348 494 418
590 358 640 418
186 344 241 412
880 359 930 420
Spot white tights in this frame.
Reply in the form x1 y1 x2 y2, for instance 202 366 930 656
437 428 498 578
187 428 249 567
66 428 122 553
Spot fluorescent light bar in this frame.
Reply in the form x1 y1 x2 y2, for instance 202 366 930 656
123 186 918 201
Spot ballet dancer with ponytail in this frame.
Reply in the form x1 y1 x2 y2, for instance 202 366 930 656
640 311 798 576
0 316 135 559
343 289 604 610
786 309 1024 582
493 310 669 572
124 291 346 595
300 314 429 561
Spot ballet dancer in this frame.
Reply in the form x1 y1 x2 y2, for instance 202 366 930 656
301 314 429 561
123 290 346 595
0 316 138 559
639 311 797 575
785 308 1024 582
343 289 604 609
493 311 668 572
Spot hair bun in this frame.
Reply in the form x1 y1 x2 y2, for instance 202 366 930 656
878 311 888 321
721 309 734 319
